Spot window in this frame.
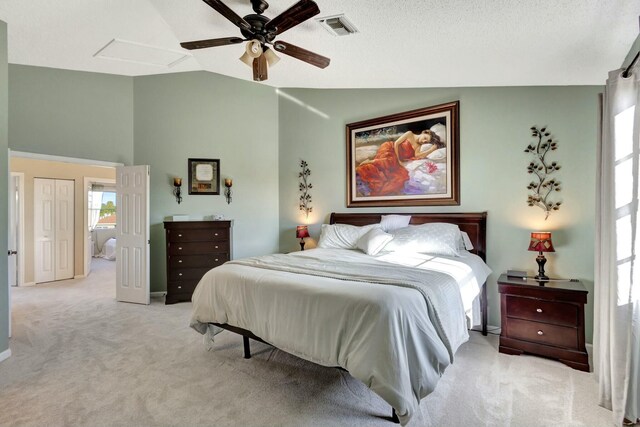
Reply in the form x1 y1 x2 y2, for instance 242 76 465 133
89 189 116 230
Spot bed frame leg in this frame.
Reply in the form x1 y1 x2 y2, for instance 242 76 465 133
243 336 251 359
391 408 399 424
481 282 488 336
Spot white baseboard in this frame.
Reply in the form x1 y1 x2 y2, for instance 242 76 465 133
0 349 11 363
74 274 86 279
150 292 167 298
21 282 36 287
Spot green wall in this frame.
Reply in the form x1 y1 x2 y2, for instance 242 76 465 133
0 20 9 355
277 86 602 342
9 65 134 164
2 61 604 344
133 71 280 292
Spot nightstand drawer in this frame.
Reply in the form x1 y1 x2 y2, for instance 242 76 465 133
506 318 578 349
506 296 578 326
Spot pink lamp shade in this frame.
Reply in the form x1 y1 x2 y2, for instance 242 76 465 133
528 232 555 253
296 225 310 239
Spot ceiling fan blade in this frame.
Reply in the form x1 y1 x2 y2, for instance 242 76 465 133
273 41 330 69
202 0 252 32
180 36 244 50
253 54 268 82
265 0 320 35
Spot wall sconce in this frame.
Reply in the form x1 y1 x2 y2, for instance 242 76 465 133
224 178 233 204
173 177 183 204
296 225 310 251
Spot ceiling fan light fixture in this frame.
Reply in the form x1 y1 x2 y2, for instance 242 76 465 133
239 51 255 67
246 40 263 58
263 47 280 67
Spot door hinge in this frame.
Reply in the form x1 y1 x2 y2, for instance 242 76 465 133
148 240 151 245
7 250 17 255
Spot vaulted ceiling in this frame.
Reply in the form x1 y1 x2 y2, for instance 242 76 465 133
0 0 637 88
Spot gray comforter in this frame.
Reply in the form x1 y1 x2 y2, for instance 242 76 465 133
190 248 473 425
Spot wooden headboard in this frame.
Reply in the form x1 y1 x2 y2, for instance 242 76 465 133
329 212 487 261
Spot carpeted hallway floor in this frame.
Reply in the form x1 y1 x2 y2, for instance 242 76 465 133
0 259 612 427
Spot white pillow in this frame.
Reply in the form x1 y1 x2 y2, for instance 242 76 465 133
383 223 461 257
356 228 394 256
317 223 381 249
380 214 411 232
459 231 474 251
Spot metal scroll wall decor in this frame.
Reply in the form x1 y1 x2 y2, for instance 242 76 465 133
299 160 312 218
525 126 561 219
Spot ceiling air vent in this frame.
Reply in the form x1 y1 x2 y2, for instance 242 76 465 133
316 14 359 36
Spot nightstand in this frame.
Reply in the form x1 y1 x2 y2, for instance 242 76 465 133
498 273 589 371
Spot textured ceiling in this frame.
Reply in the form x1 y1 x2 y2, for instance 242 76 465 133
0 0 638 88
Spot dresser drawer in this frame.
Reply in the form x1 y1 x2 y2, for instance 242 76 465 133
168 267 212 281
506 296 578 326
167 241 229 255
167 280 200 295
168 254 229 269
506 318 578 349
167 228 229 243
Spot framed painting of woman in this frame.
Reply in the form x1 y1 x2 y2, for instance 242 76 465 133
346 101 460 207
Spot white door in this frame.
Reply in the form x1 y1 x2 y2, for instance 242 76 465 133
34 178 56 283
55 180 74 280
116 165 150 305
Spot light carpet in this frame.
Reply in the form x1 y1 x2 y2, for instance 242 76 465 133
0 259 613 426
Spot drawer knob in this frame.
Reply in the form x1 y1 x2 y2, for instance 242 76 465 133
178 273 183 276
536 308 542 313
537 330 544 336
178 260 182 263
214 258 219 262
178 247 182 250
215 233 219 236
177 285 182 289
215 245 219 249
178 234 182 237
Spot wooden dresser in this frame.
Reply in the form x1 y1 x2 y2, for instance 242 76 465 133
164 220 232 304
498 274 589 371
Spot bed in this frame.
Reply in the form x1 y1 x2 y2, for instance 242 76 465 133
189 212 489 425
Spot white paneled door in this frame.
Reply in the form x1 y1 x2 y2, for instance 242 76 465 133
34 178 74 283
55 180 74 280
116 166 150 305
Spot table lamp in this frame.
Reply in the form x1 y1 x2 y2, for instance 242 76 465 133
296 225 310 251
528 231 555 280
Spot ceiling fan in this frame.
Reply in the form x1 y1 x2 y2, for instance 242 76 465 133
180 0 330 82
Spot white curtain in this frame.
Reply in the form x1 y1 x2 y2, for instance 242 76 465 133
595 66 640 425
88 191 103 230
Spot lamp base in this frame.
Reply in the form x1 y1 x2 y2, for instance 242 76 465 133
299 239 306 251
535 253 548 281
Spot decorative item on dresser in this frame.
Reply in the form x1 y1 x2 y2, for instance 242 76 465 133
164 220 232 304
498 273 589 371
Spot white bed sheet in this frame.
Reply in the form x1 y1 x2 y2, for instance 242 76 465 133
372 250 491 326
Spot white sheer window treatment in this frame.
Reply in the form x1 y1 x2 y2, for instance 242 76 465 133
88 191 103 230
595 66 640 425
